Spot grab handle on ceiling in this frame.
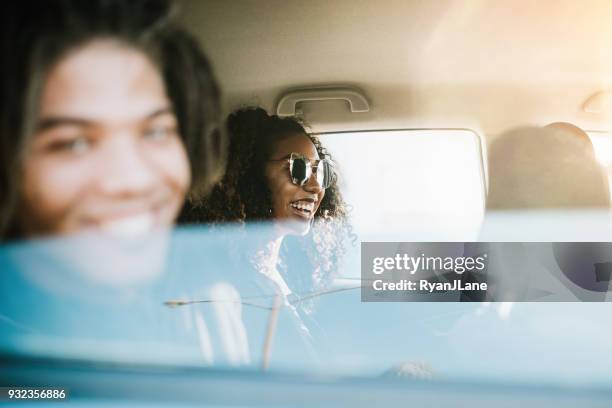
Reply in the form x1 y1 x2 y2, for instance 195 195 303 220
276 87 370 117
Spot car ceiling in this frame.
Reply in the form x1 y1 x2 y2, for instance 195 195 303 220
179 0 612 139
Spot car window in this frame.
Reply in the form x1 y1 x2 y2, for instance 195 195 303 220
3 220 612 388
321 129 486 237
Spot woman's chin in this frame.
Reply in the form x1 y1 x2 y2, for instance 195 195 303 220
276 217 311 237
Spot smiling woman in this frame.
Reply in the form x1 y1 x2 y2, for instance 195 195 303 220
0 0 225 240
181 107 352 300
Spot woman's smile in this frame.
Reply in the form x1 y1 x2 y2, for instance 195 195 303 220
289 197 318 219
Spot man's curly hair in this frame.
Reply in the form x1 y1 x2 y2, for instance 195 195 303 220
180 107 352 293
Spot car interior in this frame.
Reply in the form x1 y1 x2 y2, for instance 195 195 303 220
2 0 612 406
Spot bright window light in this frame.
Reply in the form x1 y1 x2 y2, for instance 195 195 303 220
588 132 612 168
587 131 612 200
319 130 486 238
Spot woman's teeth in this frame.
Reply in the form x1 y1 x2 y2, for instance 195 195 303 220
290 201 315 215
98 212 155 237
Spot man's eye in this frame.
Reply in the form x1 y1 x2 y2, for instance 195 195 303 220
143 126 177 141
46 137 91 154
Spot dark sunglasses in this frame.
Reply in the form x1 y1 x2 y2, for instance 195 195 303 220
271 153 336 189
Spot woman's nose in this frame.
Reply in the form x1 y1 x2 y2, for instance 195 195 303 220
303 172 323 193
